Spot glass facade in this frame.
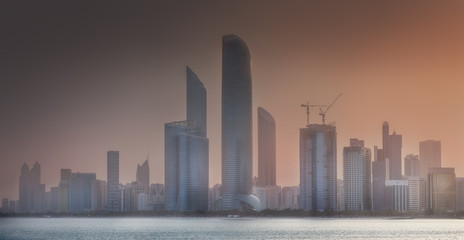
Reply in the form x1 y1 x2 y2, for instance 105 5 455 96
257 107 276 187
221 34 254 210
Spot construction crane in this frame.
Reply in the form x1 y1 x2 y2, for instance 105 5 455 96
300 102 329 126
318 93 343 125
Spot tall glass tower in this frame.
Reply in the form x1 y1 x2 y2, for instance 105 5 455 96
164 66 209 212
221 34 259 211
257 107 276 187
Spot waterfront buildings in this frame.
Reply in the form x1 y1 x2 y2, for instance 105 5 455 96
389 132 402 180
58 169 71 213
68 173 96 213
281 186 300 210
385 180 409 212
91 179 107 211
257 107 276 187
343 139 371 211
427 168 455 212
107 151 120 212
372 146 386 211
19 162 45 213
456 178 464 212
299 124 337 212
165 66 209 212
221 34 258 211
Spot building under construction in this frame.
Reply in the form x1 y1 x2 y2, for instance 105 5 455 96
299 124 337 212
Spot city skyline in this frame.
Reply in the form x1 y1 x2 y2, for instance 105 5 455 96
2 1 464 201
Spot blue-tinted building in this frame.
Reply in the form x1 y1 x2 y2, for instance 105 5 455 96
68 173 96 213
107 151 120 212
221 34 259 211
164 66 209 212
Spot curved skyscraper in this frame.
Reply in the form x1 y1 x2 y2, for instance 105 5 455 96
221 34 258 210
257 107 276 187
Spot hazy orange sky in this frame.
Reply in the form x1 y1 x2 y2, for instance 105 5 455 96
1 0 464 200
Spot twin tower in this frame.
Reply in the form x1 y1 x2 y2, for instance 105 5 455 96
165 35 259 211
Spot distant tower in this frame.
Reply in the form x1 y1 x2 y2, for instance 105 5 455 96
18 162 44 213
107 151 120 212
389 132 402 180
382 121 390 161
257 107 276 187
221 34 259 211
419 140 441 179
58 169 72 213
136 159 149 186
404 154 419 177
68 173 96 213
164 66 209 212
19 163 31 213
343 139 371 211
300 124 337 212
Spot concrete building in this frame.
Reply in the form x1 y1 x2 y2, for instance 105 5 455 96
404 154 420 177
91 180 107 211
281 186 299 210
336 180 345 212
427 168 455 212
58 169 71 213
265 185 281 210
456 177 464 212
107 151 120 212
407 177 420 211
257 107 276 187
385 180 409 212
150 183 165 210
68 173 96 213
343 139 371 211
300 124 337 212
221 34 259 211
165 67 209 212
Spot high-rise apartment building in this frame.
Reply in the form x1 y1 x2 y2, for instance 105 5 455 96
427 168 455 212
343 139 371 211
107 151 120 212
221 34 259 211
300 124 337 212
456 178 464 212
58 169 71 213
257 107 276 187
404 154 420 177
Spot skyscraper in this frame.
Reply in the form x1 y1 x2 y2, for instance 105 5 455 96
382 121 390 161
221 34 259 211
18 162 45 213
257 107 276 187
58 169 71 213
427 168 455 212
419 140 441 179
164 66 209 212
343 139 371 211
107 151 120 212
300 124 337 212
389 132 402 180
136 159 149 186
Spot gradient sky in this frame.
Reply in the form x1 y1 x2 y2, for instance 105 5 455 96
1 0 464 200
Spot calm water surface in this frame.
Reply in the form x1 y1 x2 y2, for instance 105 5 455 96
0 217 463 240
